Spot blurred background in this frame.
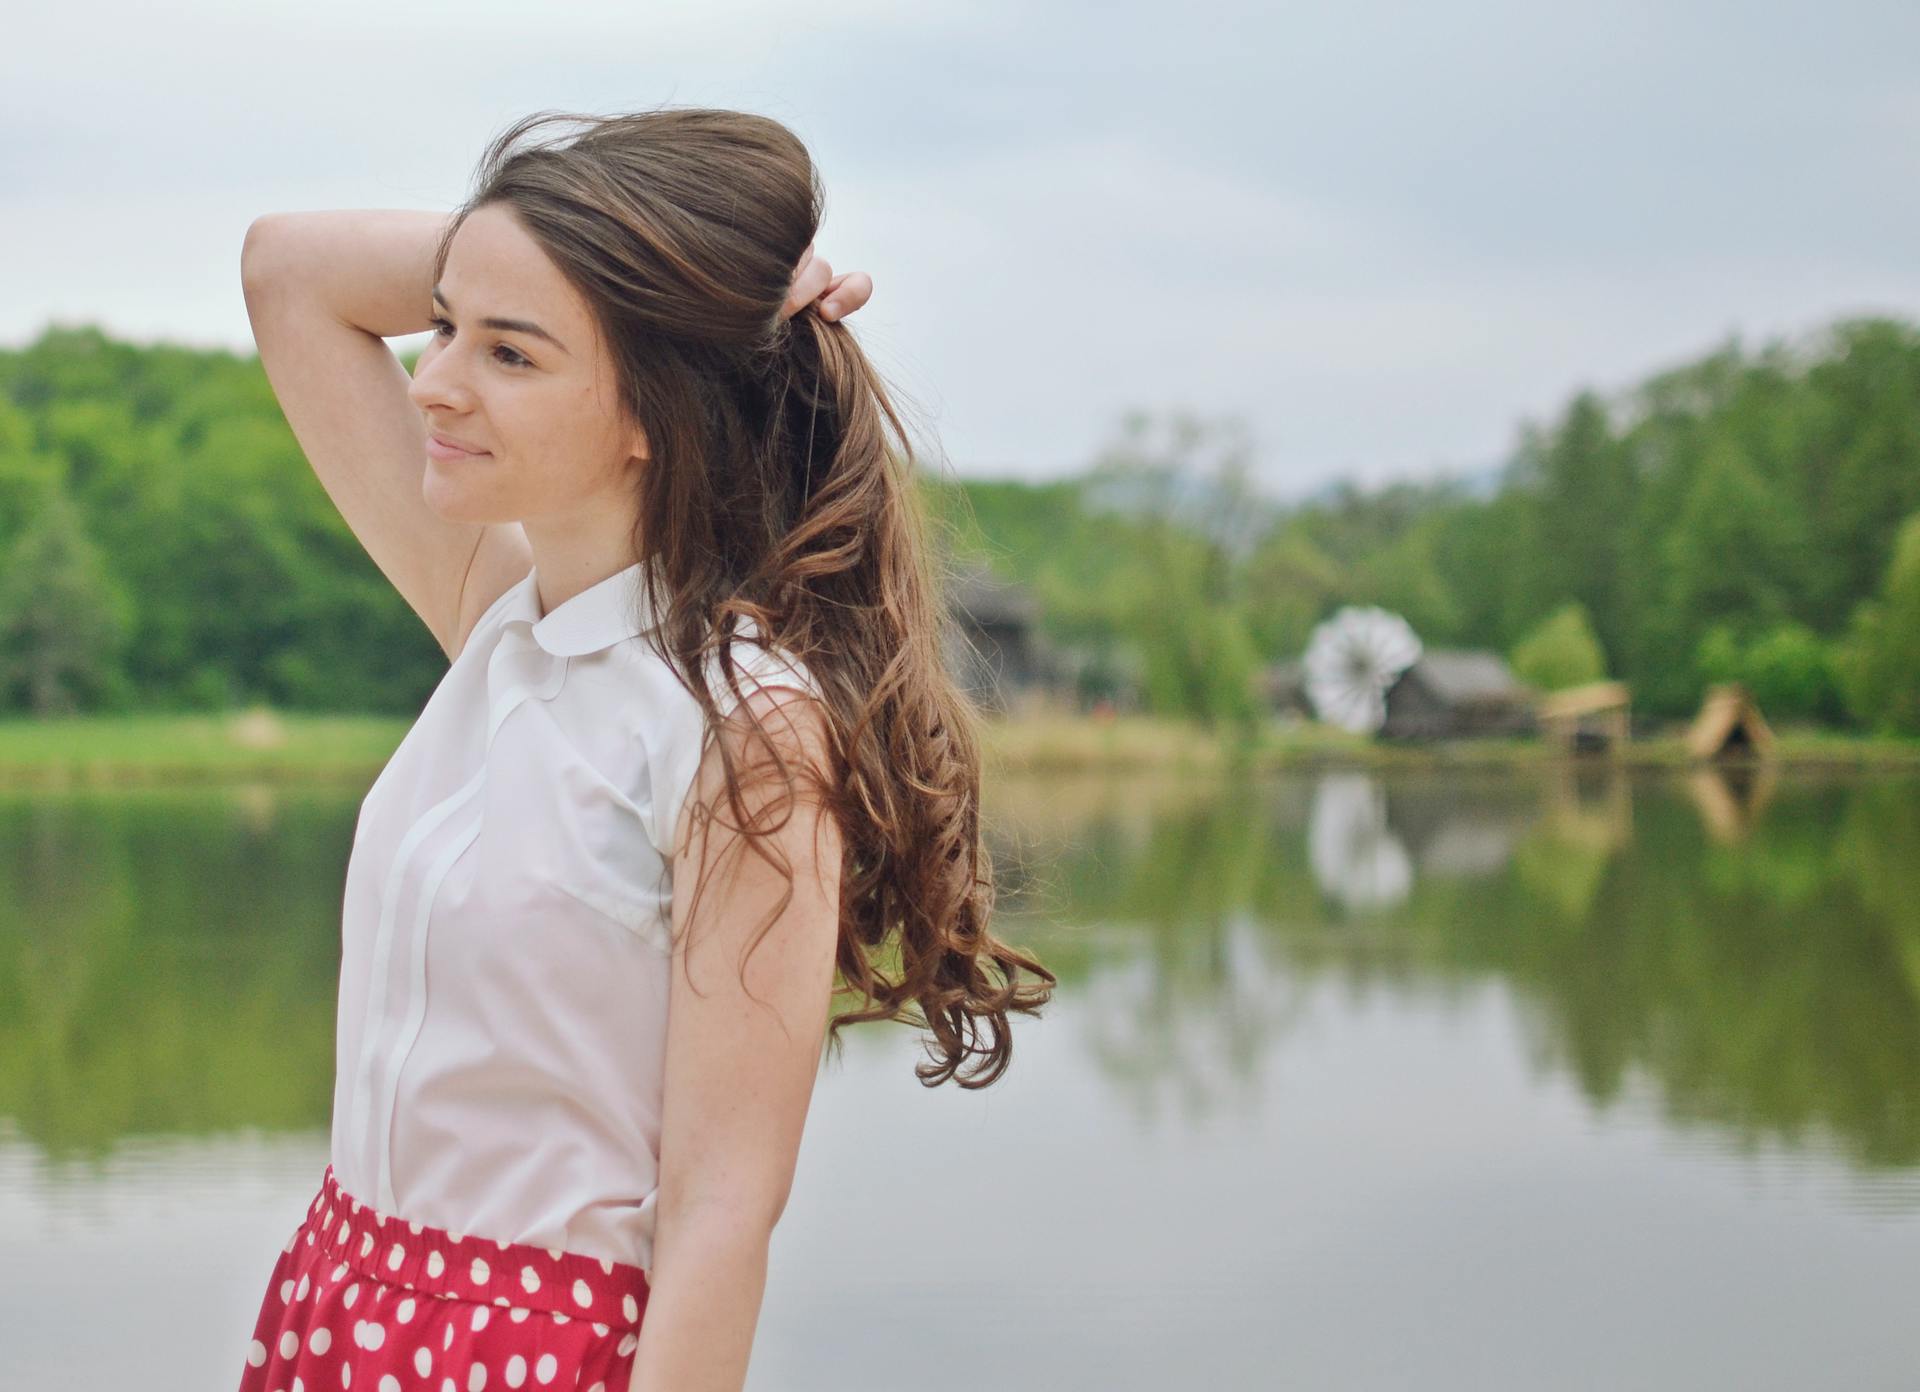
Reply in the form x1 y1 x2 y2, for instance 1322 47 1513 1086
4 2 1919 1388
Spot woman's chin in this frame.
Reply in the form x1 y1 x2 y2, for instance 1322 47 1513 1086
422 473 501 525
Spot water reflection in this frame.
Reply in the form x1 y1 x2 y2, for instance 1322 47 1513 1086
5 770 1920 1183
1307 773 1414 911
5 769 1920 1387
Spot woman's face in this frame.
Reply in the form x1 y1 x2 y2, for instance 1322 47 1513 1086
407 203 646 528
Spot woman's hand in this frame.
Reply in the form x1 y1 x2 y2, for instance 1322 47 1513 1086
781 241 872 323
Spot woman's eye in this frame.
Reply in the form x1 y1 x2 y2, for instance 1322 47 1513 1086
427 317 529 368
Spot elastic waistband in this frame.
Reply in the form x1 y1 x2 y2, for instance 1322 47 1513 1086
299 1164 650 1332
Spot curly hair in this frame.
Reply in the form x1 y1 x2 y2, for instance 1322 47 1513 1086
435 107 1055 1087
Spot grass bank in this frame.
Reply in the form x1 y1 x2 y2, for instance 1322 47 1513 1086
1 708 1918 787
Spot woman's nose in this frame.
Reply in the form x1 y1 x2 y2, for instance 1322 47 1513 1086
407 347 472 413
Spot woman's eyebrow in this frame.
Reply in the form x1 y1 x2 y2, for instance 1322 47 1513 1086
431 284 571 356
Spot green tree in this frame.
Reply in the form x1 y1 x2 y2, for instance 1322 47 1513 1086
1802 320 1920 628
1660 436 1805 633
1743 624 1844 725
1838 512 1920 734
1084 411 1268 731
1510 602 1608 691
1511 392 1635 659
0 486 131 714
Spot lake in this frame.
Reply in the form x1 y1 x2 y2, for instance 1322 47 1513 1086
3 763 1917 1389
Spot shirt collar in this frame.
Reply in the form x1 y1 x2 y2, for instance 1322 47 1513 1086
501 559 661 657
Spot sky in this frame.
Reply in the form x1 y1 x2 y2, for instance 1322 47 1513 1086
5 0 1918 501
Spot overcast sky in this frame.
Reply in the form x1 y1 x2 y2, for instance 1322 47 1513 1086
6 0 1917 500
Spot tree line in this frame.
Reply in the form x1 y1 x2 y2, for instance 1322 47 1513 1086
2 317 1919 732
935 316 1920 734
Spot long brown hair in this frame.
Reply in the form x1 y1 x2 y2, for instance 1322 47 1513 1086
437 108 1054 1088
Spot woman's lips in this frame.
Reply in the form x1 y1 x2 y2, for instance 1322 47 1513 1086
426 433 490 461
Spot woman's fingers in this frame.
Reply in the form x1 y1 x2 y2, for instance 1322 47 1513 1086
816 270 873 322
779 243 875 322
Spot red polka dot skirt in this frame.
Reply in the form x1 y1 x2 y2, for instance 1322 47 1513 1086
237 1164 651 1392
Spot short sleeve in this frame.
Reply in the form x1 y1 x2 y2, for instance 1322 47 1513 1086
642 638 823 862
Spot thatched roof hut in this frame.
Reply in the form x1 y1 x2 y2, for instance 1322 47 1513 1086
1539 680 1632 755
1686 683 1775 760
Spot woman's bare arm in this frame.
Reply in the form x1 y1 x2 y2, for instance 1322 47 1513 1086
632 688 844 1392
244 208 451 338
239 210 530 659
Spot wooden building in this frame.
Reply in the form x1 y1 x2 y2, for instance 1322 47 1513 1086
1378 650 1537 741
939 559 1076 715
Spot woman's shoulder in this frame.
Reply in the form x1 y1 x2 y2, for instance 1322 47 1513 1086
622 623 823 859
711 627 821 710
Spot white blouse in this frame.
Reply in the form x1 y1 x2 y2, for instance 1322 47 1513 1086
327 558 820 1273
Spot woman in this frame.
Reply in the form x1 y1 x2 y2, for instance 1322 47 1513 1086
235 107 1055 1392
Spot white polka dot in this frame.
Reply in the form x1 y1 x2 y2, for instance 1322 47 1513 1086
380 1378 401 1392
280 1278 295 1303
495 1237 511 1250
467 1365 488 1392
296 1273 310 1301
332 1263 349 1282
344 1282 361 1309
342 1365 351 1388
534 1353 557 1384
449 1230 465 1243
410 1220 423 1235
617 1332 637 1357
443 1323 454 1351
509 1306 530 1324
550 1312 569 1325
492 1296 509 1306
338 1219 351 1243
519 1266 541 1294
360 1232 374 1259
295 1378 306 1392
307 1230 316 1245
279 1330 300 1360
622 1293 638 1322
388 1243 406 1272
589 1384 605 1392
591 1323 607 1337
414 1347 433 1377
442 1381 455 1392
470 1306 490 1332
361 1320 386 1350
597 1258 613 1275
504 1354 527 1388
309 1327 332 1356
469 1256 490 1285
246 1339 267 1367
570 1278 592 1309
427 1250 446 1278
394 1296 415 1323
